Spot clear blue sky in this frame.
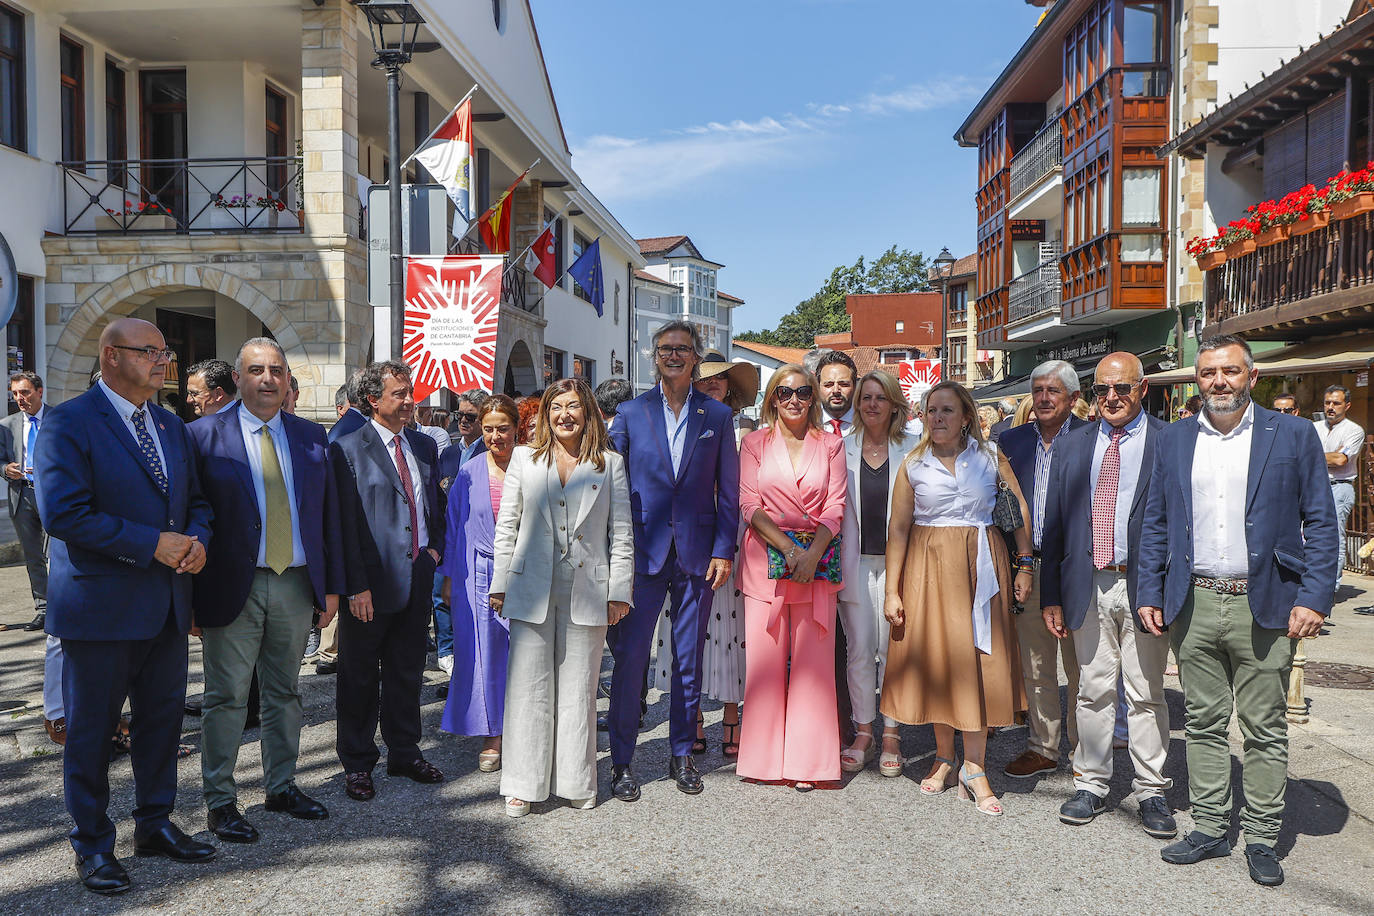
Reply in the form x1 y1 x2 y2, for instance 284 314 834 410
531 0 1045 334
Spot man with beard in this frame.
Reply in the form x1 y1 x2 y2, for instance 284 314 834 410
1137 334 1337 887
1314 385 1363 587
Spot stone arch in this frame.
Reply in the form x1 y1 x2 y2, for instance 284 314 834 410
46 262 306 403
503 339 538 396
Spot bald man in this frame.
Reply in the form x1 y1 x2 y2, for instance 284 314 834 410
1039 353 1175 839
35 317 216 895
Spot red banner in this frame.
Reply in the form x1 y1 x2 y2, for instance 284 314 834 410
897 358 941 408
403 255 503 401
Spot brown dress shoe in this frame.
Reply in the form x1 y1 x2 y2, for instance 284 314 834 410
1004 750 1057 778
345 772 375 801
45 717 67 746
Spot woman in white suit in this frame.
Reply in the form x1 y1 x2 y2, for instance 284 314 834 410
838 370 916 776
489 378 634 817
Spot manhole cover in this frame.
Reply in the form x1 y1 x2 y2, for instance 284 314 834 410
1305 663 1374 690
0 700 24 712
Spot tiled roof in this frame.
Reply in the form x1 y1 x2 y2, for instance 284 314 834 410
929 252 977 280
731 339 811 364
717 291 745 304
637 235 690 256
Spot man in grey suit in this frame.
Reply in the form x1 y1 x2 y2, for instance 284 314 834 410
3 371 49 632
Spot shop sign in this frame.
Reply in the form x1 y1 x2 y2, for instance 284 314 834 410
1009 219 1045 241
1357 371 1369 388
1036 332 1116 364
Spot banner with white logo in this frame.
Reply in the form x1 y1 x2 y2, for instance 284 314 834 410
403 255 503 401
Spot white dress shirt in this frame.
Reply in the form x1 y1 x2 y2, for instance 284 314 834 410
372 419 429 548
1191 403 1253 578
1031 417 1074 548
660 385 691 477
824 408 854 437
237 403 306 568
1090 410 1149 567
1316 416 1363 483
99 379 166 475
21 404 46 479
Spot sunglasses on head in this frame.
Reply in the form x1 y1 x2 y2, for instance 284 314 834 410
1091 382 1139 398
775 385 813 403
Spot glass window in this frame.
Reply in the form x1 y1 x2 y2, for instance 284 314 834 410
1 3 24 151
1122 168 1161 227
572 231 591 302
60 37 85 163
573 355 594 385
1121 234 1163 262
265 85 288 201
1122 2 1165 65
543 347 565 386
105 60 126 182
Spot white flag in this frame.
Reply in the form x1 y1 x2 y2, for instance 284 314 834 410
411 99 473 236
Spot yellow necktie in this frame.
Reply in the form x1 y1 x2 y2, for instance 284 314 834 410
257 425 292 574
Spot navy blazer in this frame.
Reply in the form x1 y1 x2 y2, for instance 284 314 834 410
328 406 367 444
1039 414 1166 630
1135 406 1340 628
997 415 1089 497
607 386 739 577
330 421 444 613
35 386 213 641
187 403 345 628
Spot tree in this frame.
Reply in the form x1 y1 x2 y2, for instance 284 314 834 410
736 245 931 349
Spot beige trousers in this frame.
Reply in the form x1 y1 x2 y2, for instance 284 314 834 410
1016 567 1079 760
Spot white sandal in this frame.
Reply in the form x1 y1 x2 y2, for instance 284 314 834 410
878 732 903 777
840 731 876 773
919 755 957 795
504 796 530 818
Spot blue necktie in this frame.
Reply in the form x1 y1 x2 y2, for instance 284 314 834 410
131 409 169 493
24 415 37 482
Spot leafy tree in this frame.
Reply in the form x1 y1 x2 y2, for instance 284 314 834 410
736 245 931 349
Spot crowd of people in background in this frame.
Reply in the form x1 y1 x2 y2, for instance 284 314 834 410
0 314 1357 896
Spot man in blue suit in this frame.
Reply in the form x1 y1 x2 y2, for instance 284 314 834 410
315 371 369 677
997 360 1087 779
187 338 344 843
607 320 739 800
1137 334 1337 887
35 317 216 895
1040 353 1174 839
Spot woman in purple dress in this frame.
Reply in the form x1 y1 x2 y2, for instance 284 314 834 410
440 394 520 772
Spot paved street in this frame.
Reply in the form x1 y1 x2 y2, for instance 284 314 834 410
2 562 1373 914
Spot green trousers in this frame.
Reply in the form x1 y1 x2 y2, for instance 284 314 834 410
1170 586 1296 845
201 567 314 809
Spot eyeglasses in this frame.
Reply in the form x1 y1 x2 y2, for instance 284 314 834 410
456 412 479 423
655 345 695 358
775 385 814 403
113 345 176 363
1090 382 1139 398
1275 405 1300 414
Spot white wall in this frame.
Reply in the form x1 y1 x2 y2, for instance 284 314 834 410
542 226 635 387
1210 0 1350 106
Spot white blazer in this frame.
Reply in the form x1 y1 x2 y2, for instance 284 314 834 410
490 445 635 626
838 431 916 603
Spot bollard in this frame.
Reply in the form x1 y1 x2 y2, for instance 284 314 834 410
1286 637 1310 724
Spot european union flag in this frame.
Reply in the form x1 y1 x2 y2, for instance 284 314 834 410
567 237 604 316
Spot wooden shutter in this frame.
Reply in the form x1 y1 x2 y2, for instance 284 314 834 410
1263 116 1306 200
1306 91 1347 185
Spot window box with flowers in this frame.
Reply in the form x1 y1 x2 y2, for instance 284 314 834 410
96 201 175 232
1326 165 1374 221
208 194 252 230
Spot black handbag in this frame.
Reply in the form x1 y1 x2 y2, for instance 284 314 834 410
992 470 1023 534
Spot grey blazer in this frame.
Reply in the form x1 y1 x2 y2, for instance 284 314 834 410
2 409 37 517
490 445 634 627
838 431 916 604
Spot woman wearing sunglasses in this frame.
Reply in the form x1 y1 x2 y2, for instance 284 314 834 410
736 364 847 791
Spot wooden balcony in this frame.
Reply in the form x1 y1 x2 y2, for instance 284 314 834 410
1205 211 1374 340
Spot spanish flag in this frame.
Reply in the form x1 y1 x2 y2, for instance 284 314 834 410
478 166 532 254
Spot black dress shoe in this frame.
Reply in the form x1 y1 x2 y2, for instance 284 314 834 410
22 613 45 632
1059 789 1107 825
133 824 216 861
386 757 444 783
76 852 130 895
265 784 328 820
1161 830 1231 865
1245 843 1284 886
669 755 704 795
1139 796 1178 839
345 771 375 801
184 701 203 717
207 804 259 843
610 765 640 802
315 659 337 675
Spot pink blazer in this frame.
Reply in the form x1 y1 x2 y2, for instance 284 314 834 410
737 428 847 623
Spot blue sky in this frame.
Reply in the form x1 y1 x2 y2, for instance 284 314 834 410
531 0 1046 333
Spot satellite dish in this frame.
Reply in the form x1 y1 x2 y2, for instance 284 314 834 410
0 232 17 328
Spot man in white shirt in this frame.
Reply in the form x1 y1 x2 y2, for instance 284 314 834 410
1315 385 1363 582
3 371 49 632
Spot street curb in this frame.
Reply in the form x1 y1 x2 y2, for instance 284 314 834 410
0 540 21 565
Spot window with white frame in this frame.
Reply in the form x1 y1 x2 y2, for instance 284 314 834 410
0 2 23 152
543 347 565 386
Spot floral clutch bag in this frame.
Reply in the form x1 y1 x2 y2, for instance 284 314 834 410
766 531 843 582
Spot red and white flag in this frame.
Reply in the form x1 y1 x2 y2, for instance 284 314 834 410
523 224 558 288
897 358 941 408
403 255 503 401
410 99 473 233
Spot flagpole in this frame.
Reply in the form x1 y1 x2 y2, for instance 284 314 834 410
401 83 479 170
449 157 540 251
508 199 574 267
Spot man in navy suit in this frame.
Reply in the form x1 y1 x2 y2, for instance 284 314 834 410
1137 334 1337 887
607 320 739 801
315 371 368 677
35 317 216 895
1040 353 1175 839
330 361 446 802
997 360 1087 779
187 338 344 843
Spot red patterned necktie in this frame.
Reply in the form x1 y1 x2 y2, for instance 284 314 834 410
392 435 420 558
1092 425 1125 570
830 418 843 436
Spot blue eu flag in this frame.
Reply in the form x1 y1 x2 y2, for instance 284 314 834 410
567 237 604 316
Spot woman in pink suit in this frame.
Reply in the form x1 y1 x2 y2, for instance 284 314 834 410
737 364 847 791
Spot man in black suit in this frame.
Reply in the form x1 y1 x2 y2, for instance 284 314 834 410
997 360 1087 779
329 361 445 801
1039 353 1175 839
316 371 368 676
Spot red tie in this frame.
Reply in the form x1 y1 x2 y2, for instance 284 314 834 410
392 435 420 558
1092 426 1124 570
830 418 843 437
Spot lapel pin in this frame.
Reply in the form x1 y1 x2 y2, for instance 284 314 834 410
697 408 704 414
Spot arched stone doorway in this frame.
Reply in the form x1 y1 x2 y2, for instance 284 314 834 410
503 339 538 396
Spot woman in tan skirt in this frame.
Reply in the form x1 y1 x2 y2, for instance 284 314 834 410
881 381 1033 817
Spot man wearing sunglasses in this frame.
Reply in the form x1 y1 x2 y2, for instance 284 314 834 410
1039 353 1175 840
1271 393 1299 416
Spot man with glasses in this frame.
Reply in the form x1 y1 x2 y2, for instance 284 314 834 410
1315 385 1363 586
36 318 215 894
3 371 49 633
1271 393 1299 416
185 359 237 419
606 320 739 801
1040 353 1175 839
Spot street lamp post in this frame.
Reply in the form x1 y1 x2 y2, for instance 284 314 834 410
359 1 425 362
933 247 955 381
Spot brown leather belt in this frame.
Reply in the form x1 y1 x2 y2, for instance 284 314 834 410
1192 575 1248 595
1098 564 1128 573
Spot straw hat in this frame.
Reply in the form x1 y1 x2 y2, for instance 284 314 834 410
697 350 760 412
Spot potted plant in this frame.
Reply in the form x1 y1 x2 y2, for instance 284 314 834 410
256 195 287 228
295 138 306 231
1219 217 1259 259
1289 183 1332 236
1327 163 1374 220
96 200 175 232
209 193 251 230
1186 232 1226 271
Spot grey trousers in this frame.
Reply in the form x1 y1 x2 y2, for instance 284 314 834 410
12 484 47 614
201 567 314 809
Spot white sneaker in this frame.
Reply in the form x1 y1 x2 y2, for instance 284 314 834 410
438 655 454 676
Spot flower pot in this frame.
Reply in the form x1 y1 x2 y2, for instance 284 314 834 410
1196 251 1226 271
1256 225 1290 247
1223 238 1257 259
208 207 250 231
1290 211 1330 236
1331 191 1374 221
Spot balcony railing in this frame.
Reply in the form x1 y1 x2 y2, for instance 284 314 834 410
1009 120 1062 200
60 157 303 234
1205 212 1374 325
444 234 535 313
1008 261 1063 323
